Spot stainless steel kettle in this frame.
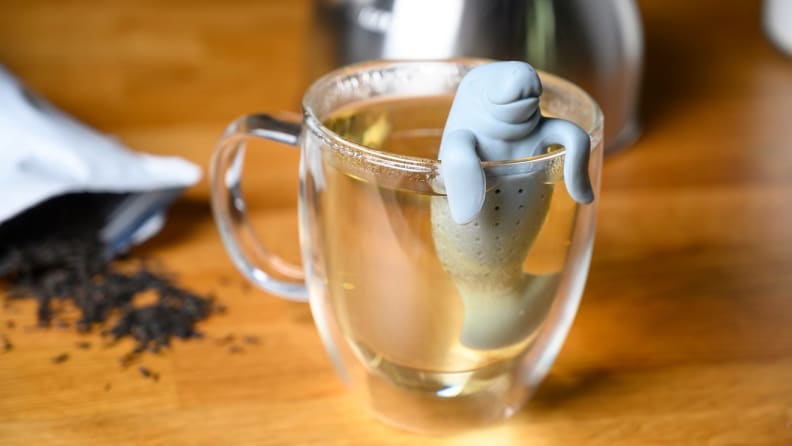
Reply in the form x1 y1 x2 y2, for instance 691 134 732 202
310 0 643 153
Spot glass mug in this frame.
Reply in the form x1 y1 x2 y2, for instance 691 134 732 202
210 59 602 433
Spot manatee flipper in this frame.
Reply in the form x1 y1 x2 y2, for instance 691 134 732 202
537 118 593 204
438 129 486 225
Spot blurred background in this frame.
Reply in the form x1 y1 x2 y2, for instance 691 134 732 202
1 0 789 167
2 0 789 239
0 0 788 156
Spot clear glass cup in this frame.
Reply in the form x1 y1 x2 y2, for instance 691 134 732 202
210 59 603 433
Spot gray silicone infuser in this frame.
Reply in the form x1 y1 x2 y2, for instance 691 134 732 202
431 61 593 350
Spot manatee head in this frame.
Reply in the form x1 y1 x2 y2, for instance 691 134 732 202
458 61 543 141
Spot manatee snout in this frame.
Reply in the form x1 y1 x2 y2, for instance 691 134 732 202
487 97 540 124
485 62 542 105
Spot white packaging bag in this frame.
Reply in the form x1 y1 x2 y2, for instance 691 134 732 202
0 65 201 255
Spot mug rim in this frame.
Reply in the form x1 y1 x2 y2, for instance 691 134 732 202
301 58 603 174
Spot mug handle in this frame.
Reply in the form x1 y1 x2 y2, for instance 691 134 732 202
209 113 308 302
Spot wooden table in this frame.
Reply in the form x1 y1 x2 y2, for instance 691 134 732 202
1 0 791 444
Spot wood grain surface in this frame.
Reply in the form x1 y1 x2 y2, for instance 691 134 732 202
1 0 791 444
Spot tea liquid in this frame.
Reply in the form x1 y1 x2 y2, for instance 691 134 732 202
318 95 577 395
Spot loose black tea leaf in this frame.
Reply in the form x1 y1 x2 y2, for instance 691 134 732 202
119 351 141 368
242 335 259 346
139 366 159 382
52 353 69 364
0 233 220 357
1 335 11 352
55 320 70 329
229 345 244 354
213 304 227 315
0 195 222 374
216 334 235 346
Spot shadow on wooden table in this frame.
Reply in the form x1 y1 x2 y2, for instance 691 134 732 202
527 368 613 410
130 197 213 256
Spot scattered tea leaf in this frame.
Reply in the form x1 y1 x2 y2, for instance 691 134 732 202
242 335 259 346
52 353 69 364
216 334 235 346
1 335 11 352
119 351 141 368
55 320 70 329
0 235 220 358
229 345 244 354
139 366 159 382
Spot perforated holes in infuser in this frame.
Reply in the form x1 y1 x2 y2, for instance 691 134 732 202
518 188 524 194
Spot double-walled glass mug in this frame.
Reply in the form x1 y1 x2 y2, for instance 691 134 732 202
210 59 603 433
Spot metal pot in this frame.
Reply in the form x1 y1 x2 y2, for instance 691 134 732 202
310 0 644 153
